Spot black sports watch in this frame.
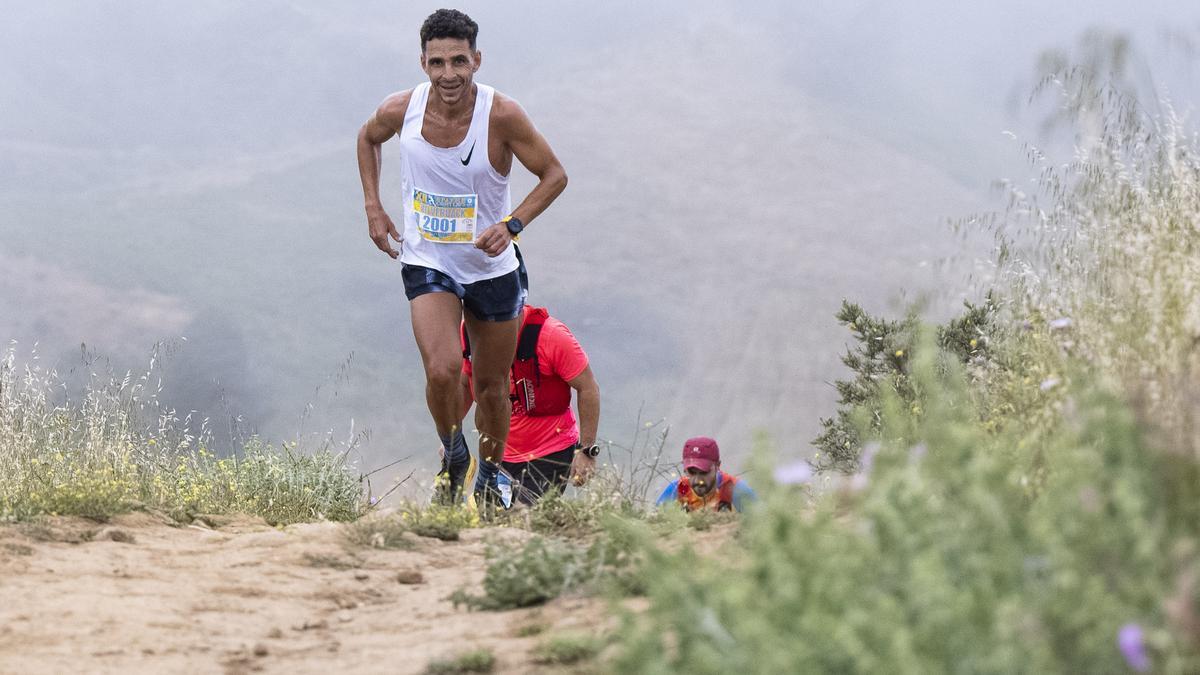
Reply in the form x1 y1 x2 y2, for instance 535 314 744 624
503 215 524 236
575 442 600 458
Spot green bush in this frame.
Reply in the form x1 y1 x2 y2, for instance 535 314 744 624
401 502 477 541
812 296 997 473
614 50 1200 671
453 535 586 610
505 488 603 537
505 477 643 537
531 632 603 665
616 349 1200 673
425 648 495 674
454 518 648 611
344 512 414 549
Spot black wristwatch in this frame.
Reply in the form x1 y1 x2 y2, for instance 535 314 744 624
503 215 524 236
575 442 600 458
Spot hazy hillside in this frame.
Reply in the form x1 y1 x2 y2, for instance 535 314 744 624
2 1 1190 485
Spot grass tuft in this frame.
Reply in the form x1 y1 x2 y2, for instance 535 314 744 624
424 648 495 674
0 347 364 525
531 632 603 665
344 513 413 550
400 502 477 541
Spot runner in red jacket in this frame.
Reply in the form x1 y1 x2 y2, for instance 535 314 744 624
460 305 600 506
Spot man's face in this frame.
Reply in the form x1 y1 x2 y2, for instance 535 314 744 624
686 464 719 497
420 38 480 106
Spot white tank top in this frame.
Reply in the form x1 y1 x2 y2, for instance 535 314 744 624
398 82 517 284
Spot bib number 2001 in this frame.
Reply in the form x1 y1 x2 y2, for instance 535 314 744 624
413 189 477 244
421 215 458 233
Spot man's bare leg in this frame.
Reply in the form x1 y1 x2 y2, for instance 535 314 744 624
462 312 519 500
411 292 471 501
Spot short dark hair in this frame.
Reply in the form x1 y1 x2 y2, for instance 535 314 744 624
420 9 478 51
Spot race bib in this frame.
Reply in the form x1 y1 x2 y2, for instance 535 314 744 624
412 189 477 244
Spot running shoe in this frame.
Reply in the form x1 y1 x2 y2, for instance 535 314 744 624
433 448 476 506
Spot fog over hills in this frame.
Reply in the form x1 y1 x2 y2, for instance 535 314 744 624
2 2 1195 486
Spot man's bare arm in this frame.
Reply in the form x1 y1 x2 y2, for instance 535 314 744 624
357 92 411 258
567 365 599 487
474 94 568 256
568 365 599 447
496 95 568 225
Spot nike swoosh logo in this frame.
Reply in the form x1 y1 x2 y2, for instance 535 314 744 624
460 141 475 166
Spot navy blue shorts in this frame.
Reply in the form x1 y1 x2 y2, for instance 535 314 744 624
401 251 528 322
501 444 575 506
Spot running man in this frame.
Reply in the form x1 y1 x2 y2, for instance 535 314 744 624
459 305 600 506
356 9 568 506
656 437 757 512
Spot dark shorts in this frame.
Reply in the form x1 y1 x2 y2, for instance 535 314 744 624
401 249 528 322
501 444 575 506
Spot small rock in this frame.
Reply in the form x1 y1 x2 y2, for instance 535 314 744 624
337 611 353 624
266 628 283 639
396 570 425 585
353 571 369 581
253 643 269 657
334 597 359 610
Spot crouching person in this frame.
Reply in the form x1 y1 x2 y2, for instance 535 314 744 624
460 304 600 507
656 437 756 512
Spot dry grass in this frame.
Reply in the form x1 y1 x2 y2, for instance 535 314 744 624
0 344 364 524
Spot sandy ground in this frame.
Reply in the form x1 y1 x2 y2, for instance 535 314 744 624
0 512 620 674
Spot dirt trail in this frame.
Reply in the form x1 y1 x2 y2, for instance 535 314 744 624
0 513 610 674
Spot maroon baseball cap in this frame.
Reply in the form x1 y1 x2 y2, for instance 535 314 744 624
682 437 720 472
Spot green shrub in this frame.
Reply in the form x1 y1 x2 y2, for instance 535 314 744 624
452 519 648 611
425 648 495 674
401 502 477 541
616 350 1200 673
812 297 997 473
633 50 1200 673
514 621 547 637
531 632 603 665
517 488 605 536
586 516 650 597
684 506 738 532
453 535 586 610
505 477 642 538
344 512 413 549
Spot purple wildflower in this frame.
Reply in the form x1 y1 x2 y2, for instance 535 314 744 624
1118 623 1151 672
774 461 814 486
847 443 880 492
858 443 880 475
